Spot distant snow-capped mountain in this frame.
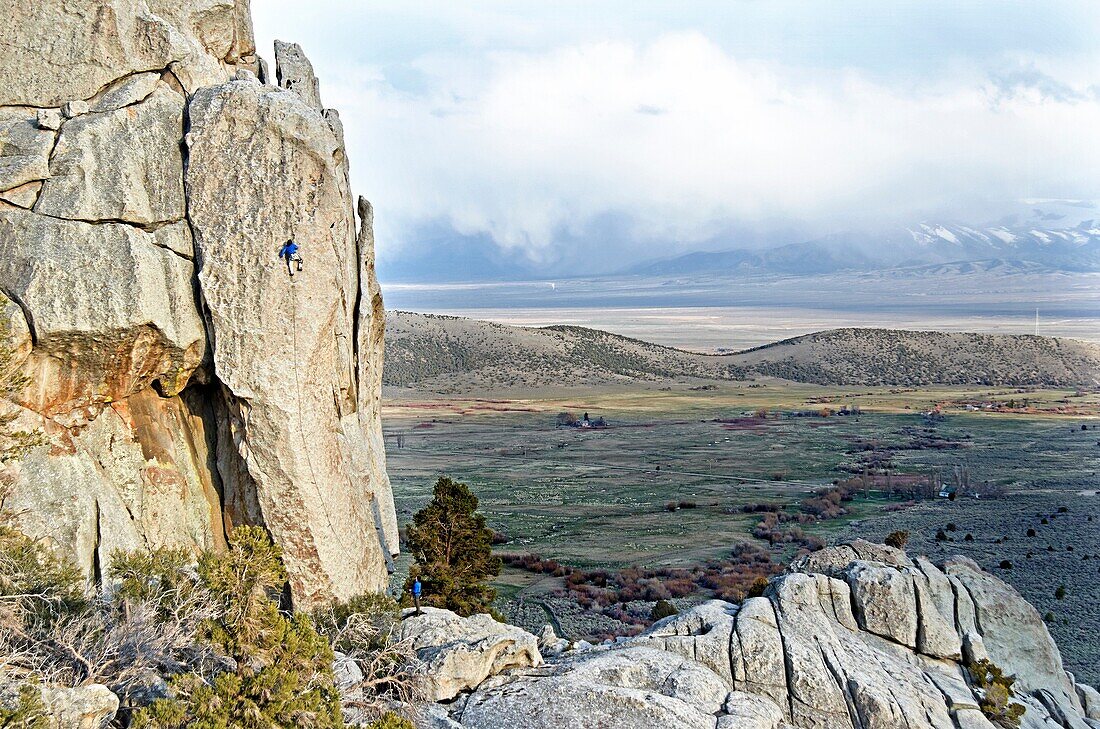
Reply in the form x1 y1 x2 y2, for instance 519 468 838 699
899 221 1099 269
627 214 1100 277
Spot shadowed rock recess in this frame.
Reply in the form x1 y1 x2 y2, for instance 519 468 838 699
410 542 1100 729
0 1 397 606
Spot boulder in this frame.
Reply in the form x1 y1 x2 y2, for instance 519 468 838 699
38 683 119 728
717 691 786 729
945 556 1081 713
399 607 542 701
1077 683 1100 720
36 109 63 131
641 599 738 684
444 546 1094 729
63 100 90 118
186 74 391 605
460 646 725 729
789 538 911 577
36 85 186 225
537 624 568 656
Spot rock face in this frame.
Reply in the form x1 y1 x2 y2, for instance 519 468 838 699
0 1 396 606
423 545 1094 729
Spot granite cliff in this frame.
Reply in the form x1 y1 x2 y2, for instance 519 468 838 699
0 0 397 607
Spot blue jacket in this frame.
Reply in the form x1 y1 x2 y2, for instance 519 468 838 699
279 241 299 259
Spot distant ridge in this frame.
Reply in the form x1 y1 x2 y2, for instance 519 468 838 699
384 311 1100 390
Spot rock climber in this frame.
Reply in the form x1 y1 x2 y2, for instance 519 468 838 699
278 239 303 276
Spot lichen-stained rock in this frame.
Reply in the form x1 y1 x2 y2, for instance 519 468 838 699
5 387 226 580
0 109 54 192
37 682 119 729
0 209 205 418
0 0 256 108
399 607 543 701
35 85 186 225
274 39 323 111
944 556 1083 715
185 75 389 605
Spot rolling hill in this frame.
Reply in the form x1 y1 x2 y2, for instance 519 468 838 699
384 311 1100 391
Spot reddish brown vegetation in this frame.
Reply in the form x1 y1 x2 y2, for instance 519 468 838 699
502 542 783 609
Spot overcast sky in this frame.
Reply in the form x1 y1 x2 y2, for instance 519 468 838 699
252 2 1100 275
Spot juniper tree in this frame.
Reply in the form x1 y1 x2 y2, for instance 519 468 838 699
403 477 501 616
132 526 342 729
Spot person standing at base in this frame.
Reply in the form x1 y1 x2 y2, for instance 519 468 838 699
412 577 423 615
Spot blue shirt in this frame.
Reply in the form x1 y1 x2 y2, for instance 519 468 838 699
412 579 422 596
279 242 299 258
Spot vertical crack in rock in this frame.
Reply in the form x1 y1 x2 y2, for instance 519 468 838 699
769 598 798 722
820 643 863 729
91 499 103 585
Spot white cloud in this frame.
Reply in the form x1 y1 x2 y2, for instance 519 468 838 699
317 31 1100 263
250 0 1100 268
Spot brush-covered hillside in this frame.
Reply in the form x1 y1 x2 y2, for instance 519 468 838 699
384 311 1100 390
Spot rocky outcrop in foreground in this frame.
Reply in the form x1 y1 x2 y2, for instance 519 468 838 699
408 542 1100 729
0 1 396 605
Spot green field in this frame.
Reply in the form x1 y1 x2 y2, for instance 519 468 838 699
385 383 1098 569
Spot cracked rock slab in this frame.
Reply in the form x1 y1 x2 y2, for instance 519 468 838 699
88 71 163 113
0 109 54 192
35 85 186 225
0 208 205 416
